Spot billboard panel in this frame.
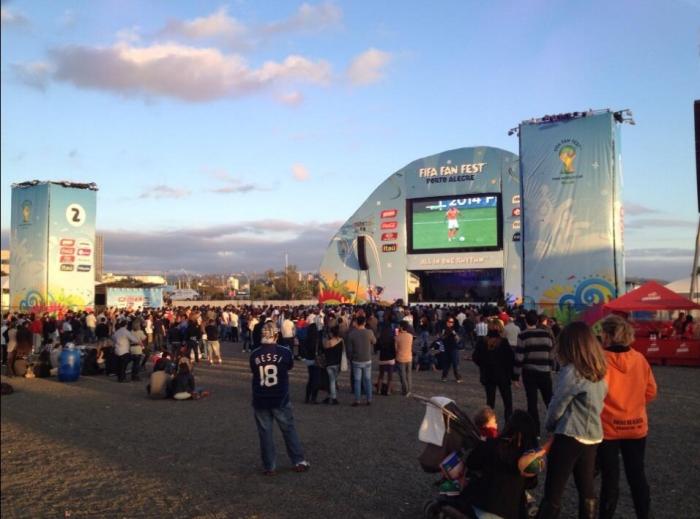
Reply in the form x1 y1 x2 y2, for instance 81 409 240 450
106 287 164 309
520 112 623 322
10 184 50 310
407 194 502 253
47 184 97 310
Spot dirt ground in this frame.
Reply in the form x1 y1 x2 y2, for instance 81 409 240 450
2 341 699 519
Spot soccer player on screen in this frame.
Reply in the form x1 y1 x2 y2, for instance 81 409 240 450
445 206 460 242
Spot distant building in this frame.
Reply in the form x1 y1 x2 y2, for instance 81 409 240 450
228 276 240 290
95 234 104 282
1 250 9 312
1 250 9 276
100 273 167 285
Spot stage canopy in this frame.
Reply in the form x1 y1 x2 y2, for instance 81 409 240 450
604 281 700 312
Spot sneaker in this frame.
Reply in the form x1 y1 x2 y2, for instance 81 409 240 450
438 479 461 497
293 461 311 472
456 378 463 384
441 378 447 383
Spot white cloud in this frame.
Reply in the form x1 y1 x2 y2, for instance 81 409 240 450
277 91 304 106
34 42 332 102
139 185 191 199
1 5 28 27
116 26 142 44
208 170 271 193
292 163 310 181
10 62 51 90
264 2 342 35
624 202 659 216
347 48 392 85
160 6 249 49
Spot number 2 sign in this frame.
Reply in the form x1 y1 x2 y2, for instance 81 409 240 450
65 203 86 227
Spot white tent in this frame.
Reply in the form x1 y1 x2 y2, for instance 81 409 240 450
665 275 700 302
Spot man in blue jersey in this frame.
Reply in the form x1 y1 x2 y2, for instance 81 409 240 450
250 321 310 475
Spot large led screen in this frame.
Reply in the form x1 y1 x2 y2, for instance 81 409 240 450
407 194 502 253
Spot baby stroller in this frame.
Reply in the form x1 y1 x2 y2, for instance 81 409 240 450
413 395 482 519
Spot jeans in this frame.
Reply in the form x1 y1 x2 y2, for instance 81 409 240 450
397 361 412 394
484 380 513 421
441 348 461 380
522 370 552 436
305 363 320 403
540 434 598 514
598 437 651 519
130 354 143 379
352 361 372 402
419 330 430 350
253 402 305 471
326 365 339 399
187 340 200 362
117 353 130 381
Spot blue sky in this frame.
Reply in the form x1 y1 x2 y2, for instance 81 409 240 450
1 0 698 280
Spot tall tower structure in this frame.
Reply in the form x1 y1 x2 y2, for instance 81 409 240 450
10 181 98 313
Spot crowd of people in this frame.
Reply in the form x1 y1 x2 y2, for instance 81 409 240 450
0 301 668 518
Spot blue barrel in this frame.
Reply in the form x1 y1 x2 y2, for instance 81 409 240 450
58 347 81 382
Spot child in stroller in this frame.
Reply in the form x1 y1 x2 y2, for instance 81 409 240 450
416 396 547 519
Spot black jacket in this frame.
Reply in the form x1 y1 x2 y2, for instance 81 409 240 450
472 336 515 384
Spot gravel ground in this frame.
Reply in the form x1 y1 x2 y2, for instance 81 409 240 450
2 341 699 519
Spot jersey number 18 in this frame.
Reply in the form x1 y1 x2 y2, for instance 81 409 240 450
259 365 278 387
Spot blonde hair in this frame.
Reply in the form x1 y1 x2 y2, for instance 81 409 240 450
600 314 635 346
557 321 607 382
473 406 496 428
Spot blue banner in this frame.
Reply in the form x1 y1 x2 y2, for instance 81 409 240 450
106 287 163 309
520 112 624 322
10 184 50 311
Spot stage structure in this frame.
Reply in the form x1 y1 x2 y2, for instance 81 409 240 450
519 110 626 323
10 181 98 314
318 147 522 304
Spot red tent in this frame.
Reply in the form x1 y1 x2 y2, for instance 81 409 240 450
604 281 700 312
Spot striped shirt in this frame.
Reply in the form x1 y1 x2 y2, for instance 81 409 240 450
475 321 488 337
514 328 555 378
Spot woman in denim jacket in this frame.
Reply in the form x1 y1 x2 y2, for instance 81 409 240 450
537 322 607 519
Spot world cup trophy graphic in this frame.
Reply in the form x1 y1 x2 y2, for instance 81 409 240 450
558 145 577 174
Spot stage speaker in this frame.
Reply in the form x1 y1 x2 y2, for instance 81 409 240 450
695 100 699 213
357 236 369 270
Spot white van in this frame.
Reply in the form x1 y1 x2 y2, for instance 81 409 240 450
168 289 200 301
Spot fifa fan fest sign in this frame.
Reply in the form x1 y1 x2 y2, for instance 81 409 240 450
10 181 98 315
519 111 624 322
318 147 522 304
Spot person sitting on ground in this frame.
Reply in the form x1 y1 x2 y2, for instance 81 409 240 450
168 361 195 400
153 351 176 374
